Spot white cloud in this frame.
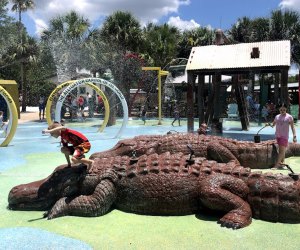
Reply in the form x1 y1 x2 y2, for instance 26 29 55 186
279 0 300 11
10 0 191 34
167 16 200 31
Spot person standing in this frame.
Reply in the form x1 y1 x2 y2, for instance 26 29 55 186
0 111 7 137
77 95 85 119
38 95 46 121
141 106 147 125
97 94 103 113
86 92 94 118
171 107 181 126
271 103 297 169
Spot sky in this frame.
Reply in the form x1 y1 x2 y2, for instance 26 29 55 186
5 0 300 74
7 0 300 37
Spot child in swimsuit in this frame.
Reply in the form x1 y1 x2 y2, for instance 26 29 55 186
42 122 94 169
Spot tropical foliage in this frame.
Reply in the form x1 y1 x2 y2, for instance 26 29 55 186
41 11 91 82
1 3 300 110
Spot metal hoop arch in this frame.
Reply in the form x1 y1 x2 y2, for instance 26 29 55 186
46 80 110 132
0 86 18 147
55 78 128 138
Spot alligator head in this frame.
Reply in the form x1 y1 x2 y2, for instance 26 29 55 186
90 137 160 159
8 164 87 211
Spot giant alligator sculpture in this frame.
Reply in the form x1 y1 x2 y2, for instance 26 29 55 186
90 133 300 169
8 152 300 229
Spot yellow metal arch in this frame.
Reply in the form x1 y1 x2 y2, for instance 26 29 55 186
0 86 18 147
46 80 109 132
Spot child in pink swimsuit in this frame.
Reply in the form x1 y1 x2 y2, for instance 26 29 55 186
272 103 296 169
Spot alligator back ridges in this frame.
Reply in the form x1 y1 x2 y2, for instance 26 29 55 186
90 133 281 169
90 151 251 179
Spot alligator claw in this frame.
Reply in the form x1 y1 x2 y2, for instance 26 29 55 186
218 219 242 230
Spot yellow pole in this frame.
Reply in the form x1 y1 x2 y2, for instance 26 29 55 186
142 67 169 125
157 68 162 125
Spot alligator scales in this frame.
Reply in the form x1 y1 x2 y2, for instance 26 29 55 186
90 133 300 169
8 152 300 229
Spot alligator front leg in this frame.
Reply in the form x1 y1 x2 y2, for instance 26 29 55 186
207 142 239 164
199 174 251 229
46 176 117 219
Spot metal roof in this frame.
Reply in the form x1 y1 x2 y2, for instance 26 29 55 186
186 40 291 71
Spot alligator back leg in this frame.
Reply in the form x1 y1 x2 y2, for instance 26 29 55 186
207 142 239 164
199 173 251 229
46 170 118 219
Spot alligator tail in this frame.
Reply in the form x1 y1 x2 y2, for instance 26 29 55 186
247 172 300 223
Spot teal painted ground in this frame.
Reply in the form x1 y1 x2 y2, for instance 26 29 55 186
1 119 300 250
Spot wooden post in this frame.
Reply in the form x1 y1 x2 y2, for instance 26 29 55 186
211 74 222 134
281 68 289 105
274 73 279 105
204 75 214 124
187 72 194 132
258 74 268 126
197 74 205 125
233 75 249 130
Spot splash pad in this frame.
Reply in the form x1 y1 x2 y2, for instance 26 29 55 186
47 78 128 138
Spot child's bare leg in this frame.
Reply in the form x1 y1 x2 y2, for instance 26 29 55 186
64 154 71 166
71 156 94 169
61 147 72 166
78 158 94 169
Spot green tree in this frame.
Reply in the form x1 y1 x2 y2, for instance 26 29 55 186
3 34 39 110
228 17 252 43
25 41 57 105
11 0 34 30
10 0 35 111
97 11 144 123
41 11 90 82
177 27 214 58
251 17 270 41
100 11 142 53
0 1 19 69
142 23 180 67
269 10 300 64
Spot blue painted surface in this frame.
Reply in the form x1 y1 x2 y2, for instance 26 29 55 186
0 227 92 250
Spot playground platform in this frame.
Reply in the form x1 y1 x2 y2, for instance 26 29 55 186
0 112 300 250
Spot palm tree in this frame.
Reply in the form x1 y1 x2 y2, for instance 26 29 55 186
251 17 270 42
227 17 252 43
41 11 90 82
0 1 18 58
100 11 142 53
269 10 300 108
98 11 143 123
10 0 34 111
269 10 300 61
3 34 38 111
177 27 214 58
142 23 180 67
11 0 34 27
